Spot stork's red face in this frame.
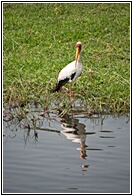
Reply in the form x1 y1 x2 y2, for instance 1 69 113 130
75 41 82 61
76 42 82 50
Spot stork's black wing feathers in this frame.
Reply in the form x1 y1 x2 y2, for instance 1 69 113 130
70 72 76 80
53 78 69 92
53 72 76 93
58 78 69 87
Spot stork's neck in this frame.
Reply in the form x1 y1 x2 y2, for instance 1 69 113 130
78 53 81 62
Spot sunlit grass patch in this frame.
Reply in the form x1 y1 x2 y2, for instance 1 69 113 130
3 3 130 114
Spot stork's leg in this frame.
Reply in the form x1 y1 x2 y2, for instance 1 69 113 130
69 83 73 103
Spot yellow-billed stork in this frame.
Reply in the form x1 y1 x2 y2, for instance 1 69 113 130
53 41 82 101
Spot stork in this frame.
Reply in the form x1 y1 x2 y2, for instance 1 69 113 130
53 41 83 102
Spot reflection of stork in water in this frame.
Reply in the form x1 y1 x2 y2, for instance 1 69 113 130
60 114 88 159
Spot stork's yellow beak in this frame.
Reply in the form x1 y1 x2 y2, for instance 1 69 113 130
75 47 80 61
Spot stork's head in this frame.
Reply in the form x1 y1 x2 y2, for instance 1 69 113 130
75 41 82 61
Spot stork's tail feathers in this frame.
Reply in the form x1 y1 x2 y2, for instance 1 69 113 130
52 83 61 93
52 78 69 93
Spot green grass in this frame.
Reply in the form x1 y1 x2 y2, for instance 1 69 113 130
3 3 130 114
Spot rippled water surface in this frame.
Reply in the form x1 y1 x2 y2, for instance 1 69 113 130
3 110 130 193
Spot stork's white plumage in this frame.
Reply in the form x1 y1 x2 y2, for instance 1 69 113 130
53 41 83 101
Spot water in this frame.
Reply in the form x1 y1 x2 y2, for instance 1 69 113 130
3 111 130 194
